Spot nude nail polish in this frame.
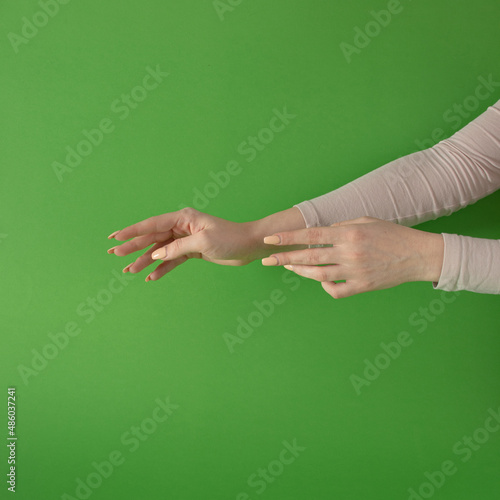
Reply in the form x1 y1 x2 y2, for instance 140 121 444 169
108 230 120 239
263 235 281 245
152 248 167 260
262 256 279 266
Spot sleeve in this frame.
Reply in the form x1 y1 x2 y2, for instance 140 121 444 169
437 234 500 294
294 100 500 294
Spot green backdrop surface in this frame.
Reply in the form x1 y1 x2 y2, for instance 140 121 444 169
1 1 500 499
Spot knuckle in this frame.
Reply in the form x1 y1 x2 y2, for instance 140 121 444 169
276 233 288 246
181 206 196 216
308 251 320 265
316 269 329 282
350 249 365 262
147 216 160 233
307 228 321 243
347 227 365 243
170 238 182 254
326 286 340 299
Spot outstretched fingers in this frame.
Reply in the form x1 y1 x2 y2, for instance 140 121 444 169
125 239 173 274
110 213 181 241
108 231 173 256
146 257 188 282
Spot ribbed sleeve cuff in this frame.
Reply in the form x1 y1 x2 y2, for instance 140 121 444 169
293 201 320 228
433 233 454 291
433 233 500 294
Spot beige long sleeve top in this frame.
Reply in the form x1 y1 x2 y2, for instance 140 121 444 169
294 100 500 294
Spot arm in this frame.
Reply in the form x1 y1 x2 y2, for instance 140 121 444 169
280 100 500 294
293 100 500 228
108 101 500 294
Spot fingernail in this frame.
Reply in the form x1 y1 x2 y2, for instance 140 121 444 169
123 264 133 273
263 235 281 245
145 274 152 282
108 230 120 239
284 264 293 270
107 246 118 254
152 248 167 260
262 256 279 266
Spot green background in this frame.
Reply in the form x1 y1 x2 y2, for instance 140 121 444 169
1 0 500 499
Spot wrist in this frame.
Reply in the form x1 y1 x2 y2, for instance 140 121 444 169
418 232 444 282
243 207 307 261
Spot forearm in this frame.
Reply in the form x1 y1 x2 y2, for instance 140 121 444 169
244 207 307 261
243 102 500 294
294 100 500 228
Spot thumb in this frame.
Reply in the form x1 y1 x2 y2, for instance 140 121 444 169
151 233 205 261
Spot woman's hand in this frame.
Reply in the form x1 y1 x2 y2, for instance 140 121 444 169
261 216 444 299
107 207 306 281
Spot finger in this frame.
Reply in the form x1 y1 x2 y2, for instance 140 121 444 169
151 233 204 261
146 257 188 282
126 239 173 274
109 231 173 256
282 264 343 282
321 280 361 299
108 230 120 239
263 227 341 247
330 216 378 227
262 248 338 266
114 212 182 241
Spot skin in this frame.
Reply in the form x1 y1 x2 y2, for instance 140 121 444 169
107 207 444 298
262 216 444 298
